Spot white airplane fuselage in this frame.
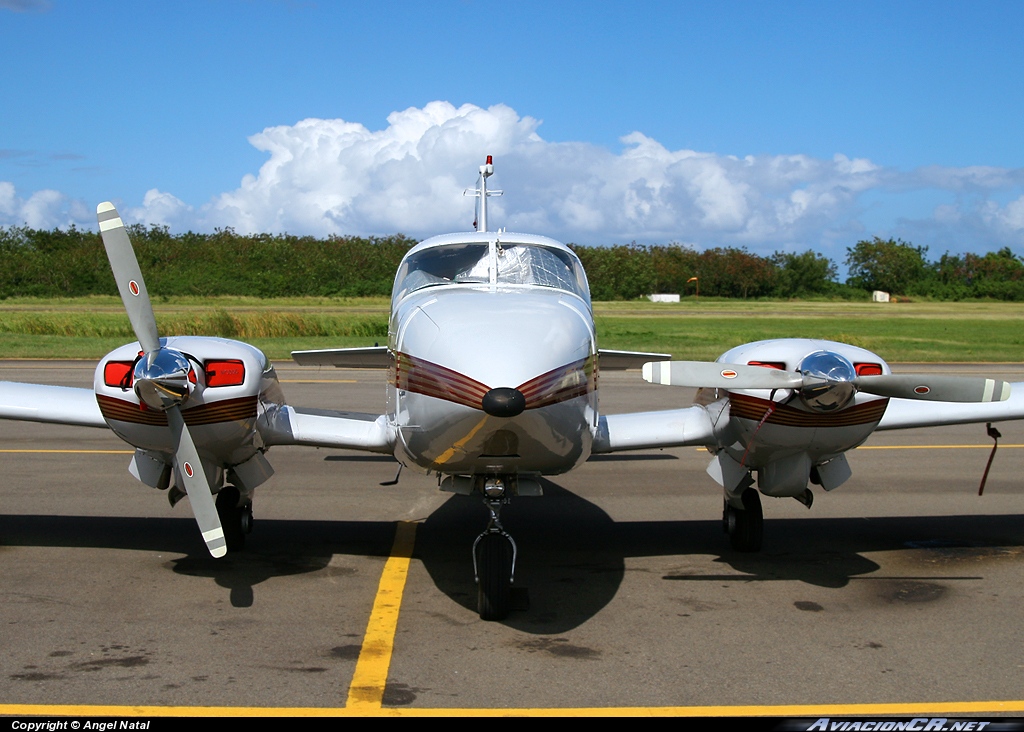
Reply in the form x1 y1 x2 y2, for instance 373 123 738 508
387 232 598 477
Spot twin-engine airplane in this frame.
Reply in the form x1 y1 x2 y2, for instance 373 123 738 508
3 156 1024 621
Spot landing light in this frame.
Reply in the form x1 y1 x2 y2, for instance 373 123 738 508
104 360 135 388
205 359 246 387
854 362 883 376
748 361 785 370
483 478 505 498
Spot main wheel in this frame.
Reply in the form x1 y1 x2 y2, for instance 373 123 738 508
476 533 513 621
725 488 763 552
216 484 248 552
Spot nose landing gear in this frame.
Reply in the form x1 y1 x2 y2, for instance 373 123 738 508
473 495 517 621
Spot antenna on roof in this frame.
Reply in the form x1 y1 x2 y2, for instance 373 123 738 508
464 155 503 232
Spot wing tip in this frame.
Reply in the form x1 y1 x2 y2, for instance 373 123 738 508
96 201 116 214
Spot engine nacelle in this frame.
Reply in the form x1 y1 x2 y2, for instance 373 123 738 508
94 336 284 493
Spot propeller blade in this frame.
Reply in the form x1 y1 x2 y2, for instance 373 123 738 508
167 407 227 558
854 374 1011 402
96 202 160 355
643 361 804 390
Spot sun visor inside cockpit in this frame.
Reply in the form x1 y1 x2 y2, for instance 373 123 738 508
494 243 589 300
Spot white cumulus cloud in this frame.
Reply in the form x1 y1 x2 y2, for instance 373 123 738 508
0 183 91 229
192 102 895 252
2 101 1022 258
124 189 193 230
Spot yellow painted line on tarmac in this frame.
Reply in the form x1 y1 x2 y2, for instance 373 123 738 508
345 520 418 711
695 445 1024 452
857 444 1024 450
3 699 1024 717
0 449 133 454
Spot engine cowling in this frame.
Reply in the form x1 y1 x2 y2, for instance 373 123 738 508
94 336 281 491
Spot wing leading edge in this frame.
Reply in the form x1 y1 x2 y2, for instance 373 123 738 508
291 347 390 369
593 406 716 453
289 347 671 372
0 382 106 428
258 404 394 453
591 381 1024 453
877 383 1024 430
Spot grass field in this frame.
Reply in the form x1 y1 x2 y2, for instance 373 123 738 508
1 296 1022 362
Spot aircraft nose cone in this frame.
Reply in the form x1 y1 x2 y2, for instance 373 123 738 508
481 387 526 418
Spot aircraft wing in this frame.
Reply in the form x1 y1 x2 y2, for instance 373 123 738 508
0 382 107 428
598 349 672 371
291 346 390 369
592 406 716 453
877 383 1024 430
258 404 394 453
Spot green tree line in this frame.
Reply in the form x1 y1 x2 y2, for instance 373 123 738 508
1 226 1021 301
0 225 412 298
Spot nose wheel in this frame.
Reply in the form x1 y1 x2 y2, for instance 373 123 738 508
723 487 763 552
473 498 517 621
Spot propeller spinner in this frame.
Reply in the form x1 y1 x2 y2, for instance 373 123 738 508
96 202 227 558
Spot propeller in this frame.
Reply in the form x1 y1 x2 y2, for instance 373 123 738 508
97 202 227 558
643 350 1010 412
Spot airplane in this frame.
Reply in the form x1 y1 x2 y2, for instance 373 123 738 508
3 156 1024 622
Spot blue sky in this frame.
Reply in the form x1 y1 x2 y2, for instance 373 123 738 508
2 0 1022 265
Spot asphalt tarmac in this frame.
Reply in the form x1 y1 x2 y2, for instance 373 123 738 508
2 360 1024 715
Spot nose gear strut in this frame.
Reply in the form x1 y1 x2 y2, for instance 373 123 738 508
472 495 517 621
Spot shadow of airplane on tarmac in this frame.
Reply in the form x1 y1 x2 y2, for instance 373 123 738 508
3 482 1022 630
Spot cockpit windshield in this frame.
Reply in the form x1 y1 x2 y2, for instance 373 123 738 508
394 240 590 303
494 243 586 297
393 243 489 301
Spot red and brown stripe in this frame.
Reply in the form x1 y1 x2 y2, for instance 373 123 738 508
728 392 888 428
393 353 490 410
97 395 258 427
517 355 595 409
392 352 596 411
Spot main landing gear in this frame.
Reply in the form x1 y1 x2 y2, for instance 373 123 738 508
473 490 517 621
723 487 763 552
216 484 253 552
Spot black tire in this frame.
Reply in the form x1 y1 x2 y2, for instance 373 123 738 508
476 533 513 621
727 488 763 553
216 484 246 552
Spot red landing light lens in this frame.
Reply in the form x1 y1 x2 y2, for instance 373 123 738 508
205 360 246 387
104 361 135 387
854 362 883 376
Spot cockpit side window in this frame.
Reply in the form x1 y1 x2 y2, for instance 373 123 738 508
394 243 490 300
